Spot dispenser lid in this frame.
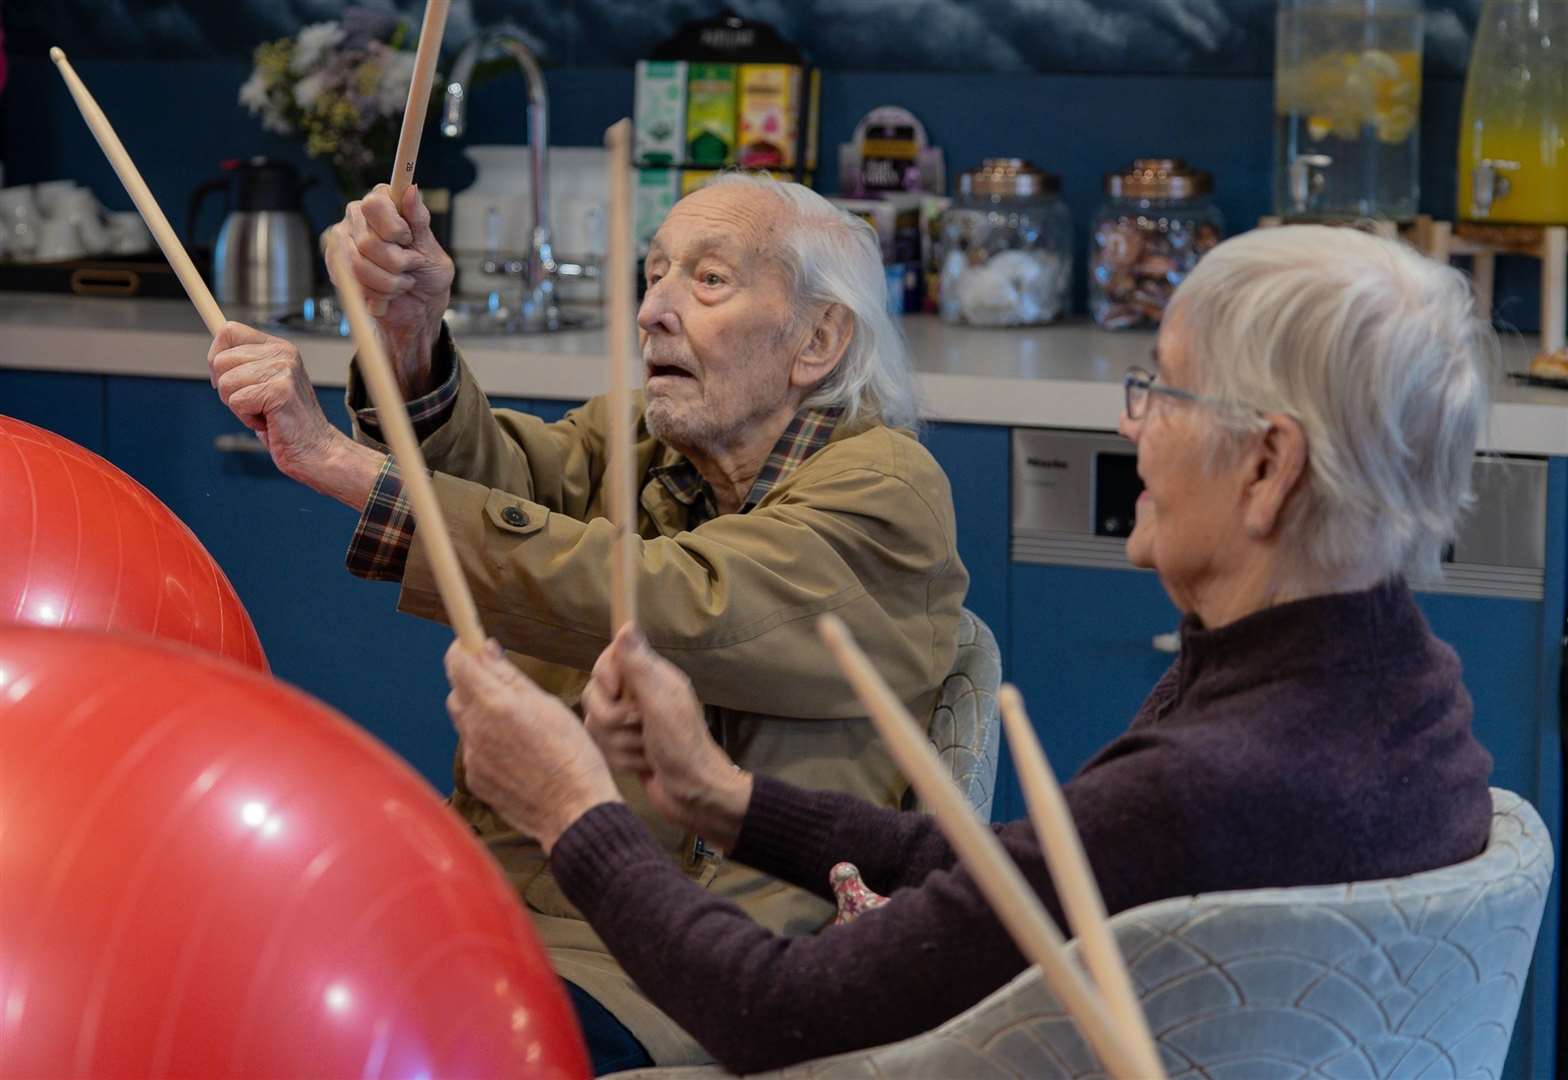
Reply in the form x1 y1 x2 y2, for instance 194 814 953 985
1104 158 1212 199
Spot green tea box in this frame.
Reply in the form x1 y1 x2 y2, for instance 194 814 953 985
634 61 687 165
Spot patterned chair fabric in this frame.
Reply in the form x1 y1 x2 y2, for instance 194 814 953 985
919 607 1002 819
610 789 1553 1079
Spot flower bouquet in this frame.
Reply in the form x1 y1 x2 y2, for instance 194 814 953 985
239 7 435 200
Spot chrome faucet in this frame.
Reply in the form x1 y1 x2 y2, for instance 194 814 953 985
443 27 559 331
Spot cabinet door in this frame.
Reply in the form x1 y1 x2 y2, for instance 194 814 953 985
0 370 106 452
1002 563 1179 821
104 376 457 789
922 422 1010 653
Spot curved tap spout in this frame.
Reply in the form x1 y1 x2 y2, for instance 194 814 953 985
441 27 557 330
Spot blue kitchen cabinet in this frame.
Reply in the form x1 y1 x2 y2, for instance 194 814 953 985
1002 563 1180 819
1 369 107 452
1419 587 1563 1080
101 374 589 786
103 375 458 788
922 422 1010 652
99 376 586 791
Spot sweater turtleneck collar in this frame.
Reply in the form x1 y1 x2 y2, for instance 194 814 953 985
1168 578 1435 710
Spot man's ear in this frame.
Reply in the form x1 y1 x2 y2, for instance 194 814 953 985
790 303 853 390
1241 412 1309 540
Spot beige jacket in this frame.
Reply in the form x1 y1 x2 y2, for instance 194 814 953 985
352 355 967 1063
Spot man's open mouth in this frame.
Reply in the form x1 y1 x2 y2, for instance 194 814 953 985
646 363 696 380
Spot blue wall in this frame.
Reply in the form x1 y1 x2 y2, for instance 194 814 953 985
1 55 1546 330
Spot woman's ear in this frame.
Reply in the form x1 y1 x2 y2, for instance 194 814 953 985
1241 412 1308 540
790 303 853 390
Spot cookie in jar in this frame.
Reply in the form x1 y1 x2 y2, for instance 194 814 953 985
1091 159 1223 330
938 159 1072 327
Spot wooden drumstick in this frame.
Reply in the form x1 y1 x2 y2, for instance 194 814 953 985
326 243 485 653
388 0 450 200
817 615 1146 1080
603 118 638 632
998 684 1165 1078
49 47 225 335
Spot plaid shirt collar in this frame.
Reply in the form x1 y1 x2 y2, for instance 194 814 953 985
652 406 843 527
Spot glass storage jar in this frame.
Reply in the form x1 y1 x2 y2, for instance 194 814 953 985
1273 0 1423 220
1090 158 1224 331
938 159 1071 327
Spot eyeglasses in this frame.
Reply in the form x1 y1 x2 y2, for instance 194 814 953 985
1122 366 1223 421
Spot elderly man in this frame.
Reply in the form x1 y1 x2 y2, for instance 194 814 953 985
445 225 1496 1074
206 173 967 1070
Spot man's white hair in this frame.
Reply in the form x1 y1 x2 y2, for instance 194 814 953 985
1169 224 1493 582
705 172 922 430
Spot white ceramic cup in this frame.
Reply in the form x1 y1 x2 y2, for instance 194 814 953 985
107 211 153 254
55 189 110 254
33 180 81 218
35 218 86 262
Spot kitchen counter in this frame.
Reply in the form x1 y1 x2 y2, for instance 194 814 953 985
2 292 1565 454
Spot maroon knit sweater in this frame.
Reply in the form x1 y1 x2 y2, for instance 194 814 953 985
551 581 1493 1073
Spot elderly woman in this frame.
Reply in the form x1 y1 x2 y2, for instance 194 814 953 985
445 225 1495 1075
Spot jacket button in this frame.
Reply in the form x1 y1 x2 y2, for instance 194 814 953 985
501 506 527 527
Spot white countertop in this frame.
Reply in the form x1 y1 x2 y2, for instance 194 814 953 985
2 292 1565 455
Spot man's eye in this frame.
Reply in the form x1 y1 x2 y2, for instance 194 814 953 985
646 272 664 287
702 272 724 287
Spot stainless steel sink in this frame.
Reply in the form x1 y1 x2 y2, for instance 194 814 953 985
272 294 600 338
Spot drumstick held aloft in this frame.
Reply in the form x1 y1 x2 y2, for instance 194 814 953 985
998 684 1165 1078
49 47 226 336
817 614 1147 1080
603 118 638 633
388 0 450 200
326 243 486 653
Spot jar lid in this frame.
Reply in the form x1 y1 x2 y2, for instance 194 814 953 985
1104 158 1213 199
959 158 1061 197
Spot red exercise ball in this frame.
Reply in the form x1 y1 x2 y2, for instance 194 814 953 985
0 626 590 1079
0 415 267 671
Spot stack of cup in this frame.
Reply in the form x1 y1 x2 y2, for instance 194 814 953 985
0 181 152 263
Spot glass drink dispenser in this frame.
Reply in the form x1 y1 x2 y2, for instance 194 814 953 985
1273 0 1423 221
1458 0 1568 224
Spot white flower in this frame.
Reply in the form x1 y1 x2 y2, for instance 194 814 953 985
291 22 346 74
294 71 330 110
375 50 418 117
239 70 292 135
261 110 294 137
238 71 270 112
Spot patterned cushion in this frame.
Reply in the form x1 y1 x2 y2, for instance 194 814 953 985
919 607 1003 819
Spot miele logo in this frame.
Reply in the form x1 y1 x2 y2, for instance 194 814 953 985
1026 457 1071 470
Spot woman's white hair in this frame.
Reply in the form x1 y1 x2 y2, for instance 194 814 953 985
1168 224 1493 582
706 172 922 430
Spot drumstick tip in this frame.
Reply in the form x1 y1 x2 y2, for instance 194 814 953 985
49 46 66 64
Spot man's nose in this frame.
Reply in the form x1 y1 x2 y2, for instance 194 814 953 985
637 286 680 336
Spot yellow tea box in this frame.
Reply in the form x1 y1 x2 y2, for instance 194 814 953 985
737 64 801 169
680 170 720 197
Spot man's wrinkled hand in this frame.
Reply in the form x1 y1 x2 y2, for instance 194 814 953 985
324 183 453 397
207 322 384 509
